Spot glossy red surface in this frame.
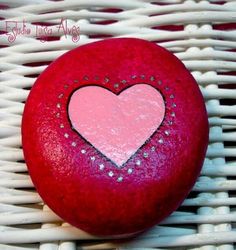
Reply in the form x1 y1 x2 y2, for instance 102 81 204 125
22 38 209 236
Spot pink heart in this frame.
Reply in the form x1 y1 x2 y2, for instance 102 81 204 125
68 84 165 167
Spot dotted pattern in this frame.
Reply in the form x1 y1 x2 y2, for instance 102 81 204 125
55 75 176 183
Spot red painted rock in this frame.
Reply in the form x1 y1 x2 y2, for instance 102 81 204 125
22 38 209 236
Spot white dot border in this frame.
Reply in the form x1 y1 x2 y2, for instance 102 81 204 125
55 75 176 183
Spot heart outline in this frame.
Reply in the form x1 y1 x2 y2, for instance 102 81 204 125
67 83 166 168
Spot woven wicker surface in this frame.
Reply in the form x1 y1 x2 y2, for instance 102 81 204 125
0 0 236 249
